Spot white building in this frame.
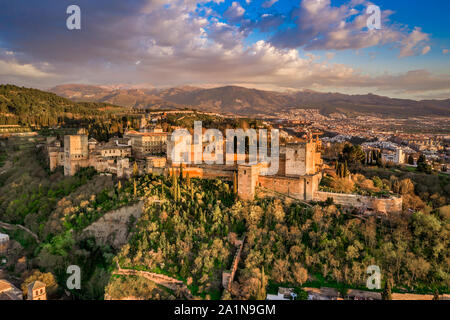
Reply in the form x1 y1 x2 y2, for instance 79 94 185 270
266 287 297 301
0 233 9 255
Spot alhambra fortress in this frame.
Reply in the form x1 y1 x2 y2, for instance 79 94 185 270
45 126 402 214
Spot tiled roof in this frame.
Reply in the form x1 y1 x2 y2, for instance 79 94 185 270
0 280 12 292
28 280 46 291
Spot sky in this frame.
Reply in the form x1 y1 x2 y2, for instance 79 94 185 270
0 0 449 99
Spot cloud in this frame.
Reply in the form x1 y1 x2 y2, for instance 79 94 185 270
0 0 447 99
242 13 285 33
421 46 431 55
0 59 54 78
224 2 245 21
266 0 430 58
262 0 278 9
325 52 336 60
399 28 430 58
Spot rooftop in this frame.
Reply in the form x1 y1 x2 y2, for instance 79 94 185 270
28 280 46 291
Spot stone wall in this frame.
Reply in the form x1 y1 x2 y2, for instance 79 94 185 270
258 175 305 200
169 165 235 180
222 236 245 292
314 191 402 214
257 173 321 201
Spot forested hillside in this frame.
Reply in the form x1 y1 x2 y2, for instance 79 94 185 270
112 171 449 299
0 84 125 127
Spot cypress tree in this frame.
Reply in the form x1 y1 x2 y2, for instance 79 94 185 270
133 162 139 177
376 150 382 167
343 160 348 178
186 173 191 189
433 289 440 301
256 267 266 300
336 161 341 178
173 170 178 202
382 278 392 300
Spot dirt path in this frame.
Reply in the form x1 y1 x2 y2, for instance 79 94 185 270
114 263 194 300
0 221 40 243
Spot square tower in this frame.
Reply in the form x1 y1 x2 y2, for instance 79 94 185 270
27 281 47 300
285 140 319 176
238 164 260 201
64 134 89 176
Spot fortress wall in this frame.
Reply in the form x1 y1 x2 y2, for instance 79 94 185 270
202 168 234 180
257 175 305 200
169 166 234 180
314 191 402 214
222 237 245 291
257 173 322 201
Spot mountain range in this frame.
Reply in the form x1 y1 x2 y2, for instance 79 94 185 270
50 84 450 118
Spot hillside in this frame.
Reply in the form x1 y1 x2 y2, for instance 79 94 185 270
50 84 450 118
0 84 125 126
51 85 184 110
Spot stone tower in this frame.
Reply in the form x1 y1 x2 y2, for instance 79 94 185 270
64 134 89 176
285 138 321 176
27 281 47 300
237 164 260 201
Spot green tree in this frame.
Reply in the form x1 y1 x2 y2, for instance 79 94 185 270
133 162 139 177
256 267 266 300
433 289 440 300
382 278 392 300
179 164 184 182
417 154 432 174
342 144 366 164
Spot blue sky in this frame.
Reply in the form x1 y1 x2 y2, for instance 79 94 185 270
0 0 449 99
